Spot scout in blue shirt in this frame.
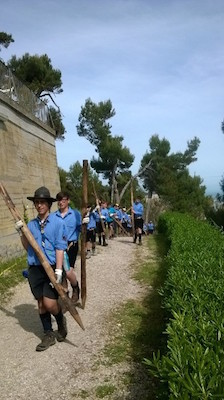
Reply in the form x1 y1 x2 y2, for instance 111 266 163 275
113 203 122 236
96 201 108 246
56 192 83 304
148 221 155 235
132 197 144 245
120 207 129 232
16 186 68 352
107 204 116 239
86 205 98 258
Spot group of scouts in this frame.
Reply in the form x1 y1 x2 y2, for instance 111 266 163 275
15 186 145 352
85 196 146 255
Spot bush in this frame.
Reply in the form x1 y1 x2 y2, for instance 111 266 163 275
145 212 224 398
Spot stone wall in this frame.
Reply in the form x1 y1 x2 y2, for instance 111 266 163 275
0 92 61 261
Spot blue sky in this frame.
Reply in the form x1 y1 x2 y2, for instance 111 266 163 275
1 0 224 196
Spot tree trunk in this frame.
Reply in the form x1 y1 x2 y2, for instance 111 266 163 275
130 180 135 238
145 192 151 224
119 159 152 203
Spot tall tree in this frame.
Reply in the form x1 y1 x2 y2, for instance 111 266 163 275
140 134 208 216
77 98 134 203
0 32 14 52
8 53 62 97
7 53 65 138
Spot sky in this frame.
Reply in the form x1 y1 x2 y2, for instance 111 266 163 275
1 0 224 196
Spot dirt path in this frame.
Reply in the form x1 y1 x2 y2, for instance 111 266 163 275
0 236 149 400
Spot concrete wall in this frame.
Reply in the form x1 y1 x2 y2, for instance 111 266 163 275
0 92 61 261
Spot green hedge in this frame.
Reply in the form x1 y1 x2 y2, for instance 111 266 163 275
145 212 224 399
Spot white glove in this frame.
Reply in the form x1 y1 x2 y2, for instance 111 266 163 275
15 220 23 231
100 215 106 219
109 213 114 217
55 268 63 284
82 216 90 224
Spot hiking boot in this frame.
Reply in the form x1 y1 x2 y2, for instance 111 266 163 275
71 282 80 304
92 248 97 256
36 331 55 352
139 241 142 246
57 316 67 342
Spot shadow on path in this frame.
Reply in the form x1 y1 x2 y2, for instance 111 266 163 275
0 303 42 338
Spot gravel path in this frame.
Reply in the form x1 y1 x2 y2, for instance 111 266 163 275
0 236 147 400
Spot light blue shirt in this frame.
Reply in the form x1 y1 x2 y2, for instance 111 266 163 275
55 207 81 241
107 206 116 223
27 213 67 265
95 211 100 222
133 202 144 217
115 208 122 220
101 207 109 221
121 211 129 222
87 211 97 229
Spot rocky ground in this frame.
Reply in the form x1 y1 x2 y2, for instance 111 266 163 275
0 235 150 400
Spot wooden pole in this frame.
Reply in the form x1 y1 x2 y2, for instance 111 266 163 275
81 160 88 309
111 216 129 236
130 179 135 238
0 182 85 330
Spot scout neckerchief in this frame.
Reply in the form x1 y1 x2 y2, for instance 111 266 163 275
38 217 48 248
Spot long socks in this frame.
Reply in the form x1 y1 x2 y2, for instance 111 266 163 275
53 310 64 329
39 312 52 332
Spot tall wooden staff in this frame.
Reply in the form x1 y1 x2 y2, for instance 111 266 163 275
130 179 135 238
111 216 129 236
81 160 88 309
0 182 85 330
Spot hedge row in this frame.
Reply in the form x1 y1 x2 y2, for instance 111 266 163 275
145 212 224 399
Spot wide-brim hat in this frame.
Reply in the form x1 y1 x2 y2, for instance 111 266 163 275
27 186 56 202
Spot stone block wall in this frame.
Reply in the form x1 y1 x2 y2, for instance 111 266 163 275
0 92 61 261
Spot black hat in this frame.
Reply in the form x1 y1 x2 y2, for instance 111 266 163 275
27 186 56 202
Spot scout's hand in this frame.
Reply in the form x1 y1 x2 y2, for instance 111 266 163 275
82 216 90 224
55 268 63 284
15 220 24 237
15 220 23 231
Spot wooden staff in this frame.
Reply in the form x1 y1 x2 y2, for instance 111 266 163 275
81 160 88 309
92 181 106 235
0 182 85 331
130 179 135 238
111 216 129 236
